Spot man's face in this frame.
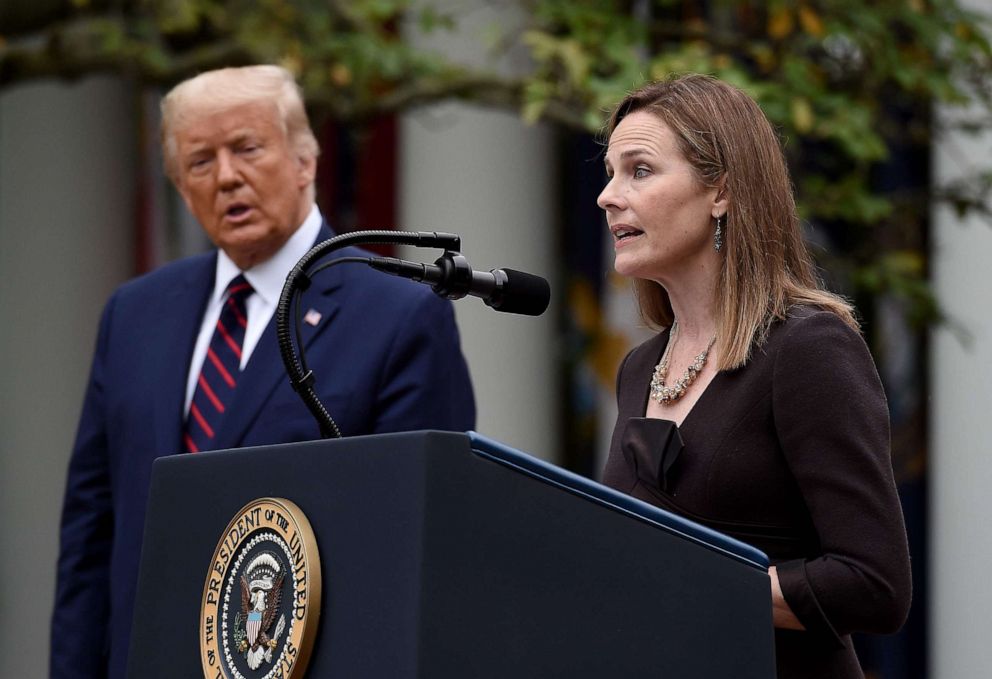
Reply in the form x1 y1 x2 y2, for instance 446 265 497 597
173 101 316 270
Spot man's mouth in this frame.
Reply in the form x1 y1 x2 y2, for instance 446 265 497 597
225 204 252 219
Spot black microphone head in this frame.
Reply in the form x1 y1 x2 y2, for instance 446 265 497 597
489 268 551 316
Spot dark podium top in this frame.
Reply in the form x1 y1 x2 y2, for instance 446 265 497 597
128 431 774 678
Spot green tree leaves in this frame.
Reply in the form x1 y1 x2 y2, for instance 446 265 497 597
2 0 990 323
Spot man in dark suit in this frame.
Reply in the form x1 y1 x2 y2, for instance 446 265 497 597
50 65 475 679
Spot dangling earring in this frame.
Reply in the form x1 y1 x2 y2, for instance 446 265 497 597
714 214 724 252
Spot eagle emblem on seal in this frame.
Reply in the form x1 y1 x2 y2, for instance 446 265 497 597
234 552 287 670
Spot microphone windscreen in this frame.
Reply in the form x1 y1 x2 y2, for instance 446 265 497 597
493 269 551 316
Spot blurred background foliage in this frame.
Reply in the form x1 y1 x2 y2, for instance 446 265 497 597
4 5 985 675
1 0 991 323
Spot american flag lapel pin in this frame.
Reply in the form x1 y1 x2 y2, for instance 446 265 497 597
303 308 322 327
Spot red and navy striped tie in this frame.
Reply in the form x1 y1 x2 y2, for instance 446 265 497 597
183 274 254 453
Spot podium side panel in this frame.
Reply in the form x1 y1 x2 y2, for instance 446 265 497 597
417 439 775 679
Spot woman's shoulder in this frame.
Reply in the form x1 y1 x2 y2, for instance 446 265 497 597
764 304 880 384
740 305 871 377
770 304 864 349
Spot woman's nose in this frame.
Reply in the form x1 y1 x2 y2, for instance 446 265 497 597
597 177 623 211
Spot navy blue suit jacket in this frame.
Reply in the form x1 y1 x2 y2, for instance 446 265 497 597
50 226 475 679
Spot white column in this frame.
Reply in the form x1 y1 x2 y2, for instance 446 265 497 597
0 77 135 675
400 2 559 460
930 19 992 674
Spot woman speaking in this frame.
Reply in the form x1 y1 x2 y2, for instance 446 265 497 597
598 74 911 678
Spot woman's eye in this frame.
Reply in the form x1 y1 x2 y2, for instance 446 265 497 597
633 166 650 179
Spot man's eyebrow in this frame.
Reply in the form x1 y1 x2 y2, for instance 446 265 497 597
182 144 210 158
229 132 259 145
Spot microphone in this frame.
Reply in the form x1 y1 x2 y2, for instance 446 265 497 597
369 252 551 316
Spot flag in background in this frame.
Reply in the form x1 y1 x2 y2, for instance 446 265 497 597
316 115 398 255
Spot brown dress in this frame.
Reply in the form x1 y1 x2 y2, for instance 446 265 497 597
603 307 911 679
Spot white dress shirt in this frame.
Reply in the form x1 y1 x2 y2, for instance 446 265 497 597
183 206 323 414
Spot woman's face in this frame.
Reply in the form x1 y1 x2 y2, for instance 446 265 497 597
598 111 725 284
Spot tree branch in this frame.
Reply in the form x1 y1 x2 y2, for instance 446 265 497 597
0 16 253 87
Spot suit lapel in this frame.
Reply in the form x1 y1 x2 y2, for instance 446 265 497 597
152 255 215 456
214 223 344 449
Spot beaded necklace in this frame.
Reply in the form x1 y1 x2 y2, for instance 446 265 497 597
649 320 717 405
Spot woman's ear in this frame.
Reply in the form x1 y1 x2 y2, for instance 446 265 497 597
712 175 730 218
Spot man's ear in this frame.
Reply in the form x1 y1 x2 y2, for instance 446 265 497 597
176 182 195 215
297 153 317 189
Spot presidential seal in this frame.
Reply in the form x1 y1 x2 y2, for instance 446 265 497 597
200 498 321 679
